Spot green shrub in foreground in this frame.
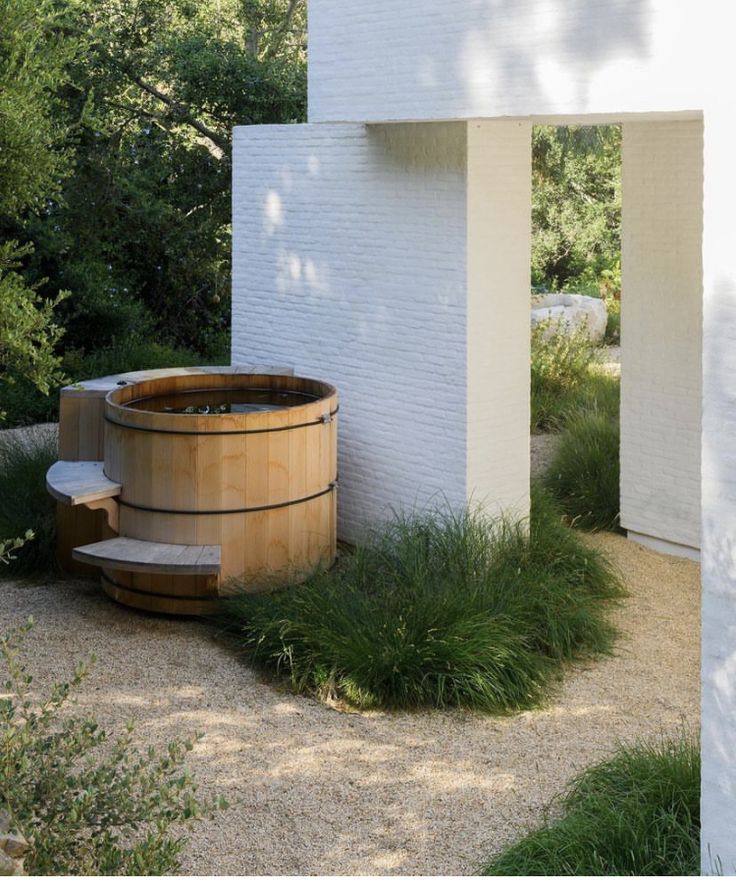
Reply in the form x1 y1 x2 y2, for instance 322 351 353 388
218 486 625 712
0 427 58 575
483 734 700 876
0 532 33 568
545 410 620 531
1 620 227 876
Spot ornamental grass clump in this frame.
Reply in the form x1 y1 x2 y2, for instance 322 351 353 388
545 410 621 531
0 427 57 575
218 486 625 712
482 734 700 876
531 324 595 432
0 620 227 876
530 323 620 432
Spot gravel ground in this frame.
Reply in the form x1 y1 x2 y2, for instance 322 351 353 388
1 533 699 876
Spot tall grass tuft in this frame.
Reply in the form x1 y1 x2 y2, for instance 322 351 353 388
545 411 620 531
531 325 595 432
217 486 625 713
530 326 620 433
0 427 58 575
604 293 621 344
483 734 700 876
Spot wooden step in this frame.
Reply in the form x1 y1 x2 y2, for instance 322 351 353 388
72 537 221 576
47 461 122 506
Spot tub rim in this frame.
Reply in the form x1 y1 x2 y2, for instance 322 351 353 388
104 372 338 436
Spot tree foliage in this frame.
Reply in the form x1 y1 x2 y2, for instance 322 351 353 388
0 0 76 215
19 0 307 356
0 0 76 404
0 243 66 397
532 125 621 294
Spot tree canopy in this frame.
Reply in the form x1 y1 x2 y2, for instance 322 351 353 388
0 0 77 402
2 0 307 382
532 125 621 295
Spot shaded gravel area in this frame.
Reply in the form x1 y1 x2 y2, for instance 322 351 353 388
1 532 699 876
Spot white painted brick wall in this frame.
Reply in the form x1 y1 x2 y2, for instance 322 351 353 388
466 120 531 514
308 0 706 124
620 120 703 551
232 123 469 542
232 121 531 540
701 96 736 875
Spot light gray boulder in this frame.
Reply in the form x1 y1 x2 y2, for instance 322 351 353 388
531 293 608 343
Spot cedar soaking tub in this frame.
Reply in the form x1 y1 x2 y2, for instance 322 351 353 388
49 370 338 616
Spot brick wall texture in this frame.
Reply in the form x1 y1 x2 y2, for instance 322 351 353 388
233 123 470 540
701 97 736 874
620 120 703 550
232 121 533 540
308 0 705 123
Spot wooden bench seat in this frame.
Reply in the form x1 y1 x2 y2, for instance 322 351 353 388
46 461 122 507
72 537 221 576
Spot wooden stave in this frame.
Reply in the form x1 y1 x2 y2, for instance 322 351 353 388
116 489 337 584
101 572 220 617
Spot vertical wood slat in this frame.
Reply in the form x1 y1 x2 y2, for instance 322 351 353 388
57 388 107 576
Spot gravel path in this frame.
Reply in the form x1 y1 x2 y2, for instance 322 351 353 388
1 533 699 876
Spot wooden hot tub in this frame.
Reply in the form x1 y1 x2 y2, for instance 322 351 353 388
48 369 338 615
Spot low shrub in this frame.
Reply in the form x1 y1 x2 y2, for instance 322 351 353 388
482 734 700 876
531 325 619 432
577 369 620 421
598 262 622 345
604 293 621 344
545 410 620 531
1 619 228 876
532 323 596 387
0 336 222 428
0 533 33 567
532 368 620 433
0 427 58 575
217 486 625 713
